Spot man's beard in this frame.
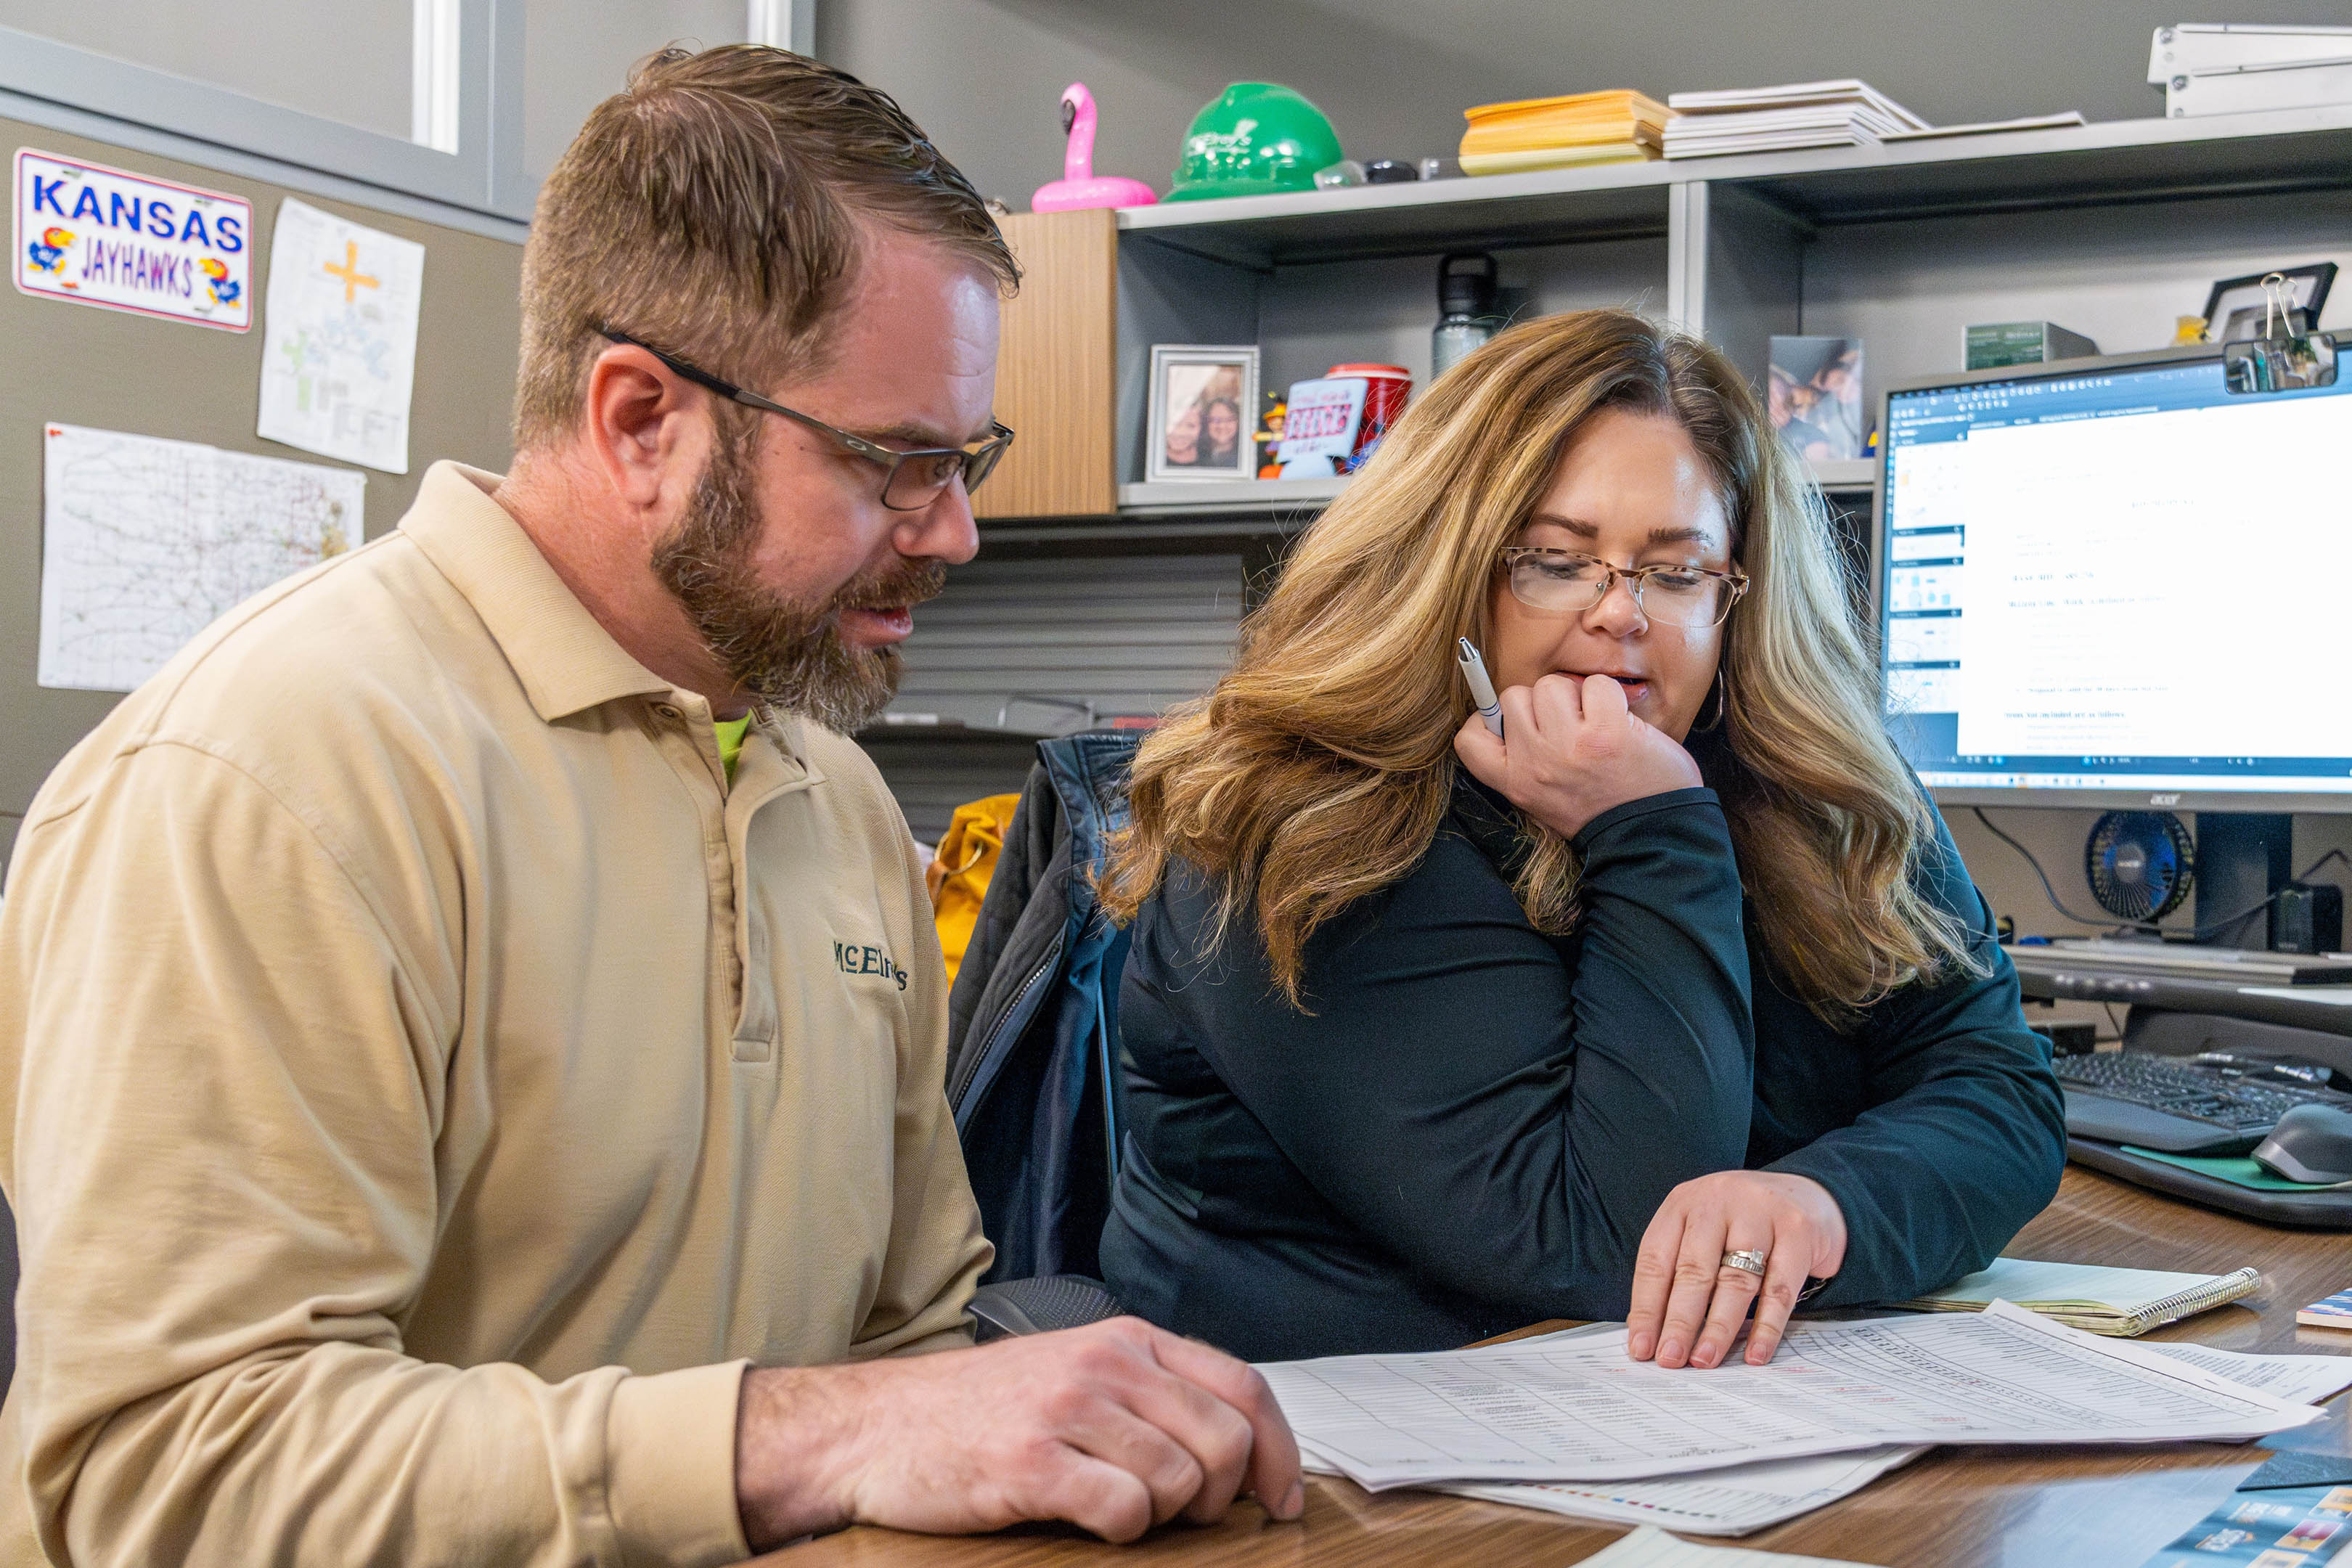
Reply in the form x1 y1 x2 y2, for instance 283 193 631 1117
651 419 944 735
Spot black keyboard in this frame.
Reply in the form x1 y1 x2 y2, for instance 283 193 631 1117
2056 1052 2352 1153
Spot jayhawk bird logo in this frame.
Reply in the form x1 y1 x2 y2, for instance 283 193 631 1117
200 256 240 307
26 226 71 274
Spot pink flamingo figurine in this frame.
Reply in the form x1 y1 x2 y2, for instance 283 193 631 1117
1031 83 1158 212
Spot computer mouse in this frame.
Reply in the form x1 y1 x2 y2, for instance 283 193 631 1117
2252 1103 2352 1185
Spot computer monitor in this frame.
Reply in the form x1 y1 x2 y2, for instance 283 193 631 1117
1877 346 2352 814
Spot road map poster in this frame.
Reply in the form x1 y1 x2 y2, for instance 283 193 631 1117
38 423 362 693
256 197 424 474
13 149 253 331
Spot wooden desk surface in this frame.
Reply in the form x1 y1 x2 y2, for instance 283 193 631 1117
775 1167 2352 1568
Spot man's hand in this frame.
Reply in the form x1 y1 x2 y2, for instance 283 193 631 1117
1627 1170 1847 1369
735 1316 1304 1548
1454 673 1702 841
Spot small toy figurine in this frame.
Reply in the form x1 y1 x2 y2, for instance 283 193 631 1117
1254 394 1287 478
1032 83 1158 212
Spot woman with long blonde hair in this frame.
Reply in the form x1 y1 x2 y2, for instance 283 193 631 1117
1096 310 2063 1365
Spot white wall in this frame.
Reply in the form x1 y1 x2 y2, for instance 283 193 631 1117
1 0 759 187
818 0 1540 209
0 0 412 140
819 0 2316 210
522 0 749 181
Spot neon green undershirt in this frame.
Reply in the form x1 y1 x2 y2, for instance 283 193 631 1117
713 714 754 783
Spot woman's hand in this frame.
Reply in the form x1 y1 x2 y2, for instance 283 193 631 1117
1453 673 1702 840
1627 1170 1847 1368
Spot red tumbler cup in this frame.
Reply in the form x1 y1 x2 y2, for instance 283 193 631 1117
1329 362 1410 472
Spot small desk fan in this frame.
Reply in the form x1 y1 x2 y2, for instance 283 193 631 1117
2083 810 2195 923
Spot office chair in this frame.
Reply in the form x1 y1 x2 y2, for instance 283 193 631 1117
966 1274 1126 1342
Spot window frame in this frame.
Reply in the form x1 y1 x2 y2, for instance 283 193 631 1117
0 0 528 223
746 0 815 54
0 0 817 232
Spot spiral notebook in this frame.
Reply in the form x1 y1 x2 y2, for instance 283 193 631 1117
1891 1257 2260 1336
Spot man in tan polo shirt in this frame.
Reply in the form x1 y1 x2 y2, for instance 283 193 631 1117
0 46 1297 1567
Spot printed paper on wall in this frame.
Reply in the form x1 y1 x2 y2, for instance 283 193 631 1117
256 198 425 475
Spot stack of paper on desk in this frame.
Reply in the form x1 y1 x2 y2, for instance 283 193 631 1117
1292 1325 2352 1535
1424 1446 1932 1535
1262 1302 2327 1500
1291 1323 1930 1535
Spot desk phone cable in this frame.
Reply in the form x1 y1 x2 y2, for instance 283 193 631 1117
1968 807 2351 943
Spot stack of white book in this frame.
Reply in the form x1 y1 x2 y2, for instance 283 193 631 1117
1663 79 1928 158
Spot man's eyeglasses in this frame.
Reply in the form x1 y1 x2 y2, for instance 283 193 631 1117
1500 546 1749 629
600 330 1015 511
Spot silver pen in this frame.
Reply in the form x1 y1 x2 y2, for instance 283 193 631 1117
1456 637 1503 738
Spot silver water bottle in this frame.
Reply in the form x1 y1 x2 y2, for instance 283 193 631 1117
1433 251 1498 380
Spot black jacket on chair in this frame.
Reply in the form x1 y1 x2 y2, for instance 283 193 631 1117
946 731 1143 1283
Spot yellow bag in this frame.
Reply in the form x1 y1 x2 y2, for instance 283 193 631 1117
928 793 1022 988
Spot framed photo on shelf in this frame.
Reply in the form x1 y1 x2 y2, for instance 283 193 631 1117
1766 335 1866 462
2204 263 2337 343
1146 345 1259 482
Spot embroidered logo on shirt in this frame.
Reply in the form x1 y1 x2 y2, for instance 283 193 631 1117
833 940 908 991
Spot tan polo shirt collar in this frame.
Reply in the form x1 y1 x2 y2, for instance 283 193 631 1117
400 462 677 724
399 462 824 781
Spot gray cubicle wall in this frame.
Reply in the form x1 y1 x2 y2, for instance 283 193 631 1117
876 553 1248 843
0 115 523 867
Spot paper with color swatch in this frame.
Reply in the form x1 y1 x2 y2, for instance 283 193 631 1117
257 197 424 473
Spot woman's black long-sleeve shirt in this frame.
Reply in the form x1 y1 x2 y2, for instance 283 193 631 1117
1098 764 2066 1363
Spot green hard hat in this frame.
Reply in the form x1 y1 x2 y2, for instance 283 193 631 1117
1167 82 1344 202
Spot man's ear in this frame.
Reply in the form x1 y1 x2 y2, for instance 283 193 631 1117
583 343 706 511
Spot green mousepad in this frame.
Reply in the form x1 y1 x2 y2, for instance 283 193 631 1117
2123 1146 2352 1193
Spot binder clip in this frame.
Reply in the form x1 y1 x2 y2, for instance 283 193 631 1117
2224 272 2337 393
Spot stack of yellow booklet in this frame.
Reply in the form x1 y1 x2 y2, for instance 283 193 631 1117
1458 90 1671 176
1892 1257 2261 1336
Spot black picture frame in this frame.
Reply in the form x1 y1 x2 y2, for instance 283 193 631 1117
2202 263 2337 342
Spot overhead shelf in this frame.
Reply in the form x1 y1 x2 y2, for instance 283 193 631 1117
1117 461 1874 513
982 460 1871 546
1122 166 1674 267
1810 459 1879 491
976 513 1313 549
1115 105 2352 265
1729 104 2352 224
1116 476 1346 514
857 719 1059 744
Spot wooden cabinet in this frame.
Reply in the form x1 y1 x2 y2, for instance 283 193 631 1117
974 208 1118 519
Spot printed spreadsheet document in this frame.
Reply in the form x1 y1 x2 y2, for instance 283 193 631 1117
1291 1327 2352 1535
1258 1300 2322 1491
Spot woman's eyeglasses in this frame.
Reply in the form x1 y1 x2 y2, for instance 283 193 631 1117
1500 546 1749 629
600 330 1015 511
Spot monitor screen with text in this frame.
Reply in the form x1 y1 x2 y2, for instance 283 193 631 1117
1880 354 2352 800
